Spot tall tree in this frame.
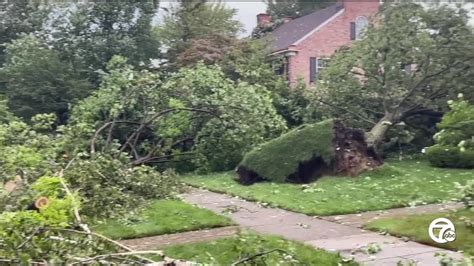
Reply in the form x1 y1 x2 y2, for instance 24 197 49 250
46 0 161 84
0 35 91 121
0 0 49 65
158 1 242 68
311 3 474 151
266 0 336 19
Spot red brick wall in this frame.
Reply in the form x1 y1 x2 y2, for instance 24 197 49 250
288 1 380 86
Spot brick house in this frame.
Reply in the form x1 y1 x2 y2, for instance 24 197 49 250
260 0 380 86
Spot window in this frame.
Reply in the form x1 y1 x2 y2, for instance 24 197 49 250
351 16 369 40
355 16 369 40
310 57 328 82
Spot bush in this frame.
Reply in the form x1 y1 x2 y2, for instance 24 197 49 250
238 120 335 183
426 145 474 168
426 98 474 168
64 153 181 218
0 115 58 183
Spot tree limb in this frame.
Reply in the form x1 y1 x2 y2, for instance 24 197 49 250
316 98 377 125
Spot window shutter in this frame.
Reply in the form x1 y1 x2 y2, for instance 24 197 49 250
350 22 356 40
310 57 316 83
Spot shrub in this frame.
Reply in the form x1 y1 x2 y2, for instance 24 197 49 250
64 153 181 218
426 98 474 168
426 145 474 168
0 115 58 183
238 120 335 183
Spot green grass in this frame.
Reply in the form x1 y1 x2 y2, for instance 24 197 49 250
239 119 334 182
182 160 474 216
365 209 474 254
162 232 355 265
93 200 233 240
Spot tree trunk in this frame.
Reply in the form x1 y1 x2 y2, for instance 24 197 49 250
366 113 400 151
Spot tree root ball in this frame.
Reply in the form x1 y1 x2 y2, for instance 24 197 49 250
236 120 382 185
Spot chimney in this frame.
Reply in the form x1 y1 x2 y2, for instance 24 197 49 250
257 13 272 26
282 16 293 23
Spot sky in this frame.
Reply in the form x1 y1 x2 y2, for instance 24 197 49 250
224 2 267 35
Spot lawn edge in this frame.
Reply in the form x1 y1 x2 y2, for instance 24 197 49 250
183 183 457 217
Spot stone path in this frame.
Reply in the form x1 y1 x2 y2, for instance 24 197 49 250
120 226 240 250
183 189 464 266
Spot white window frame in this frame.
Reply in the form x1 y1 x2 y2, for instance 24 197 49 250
355 16 369 40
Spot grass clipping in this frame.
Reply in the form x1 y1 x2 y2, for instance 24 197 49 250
237 119 381 185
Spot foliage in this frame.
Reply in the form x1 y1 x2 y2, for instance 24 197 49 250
45 0 161 83
266 0 336 20
310 3 474 149
0 113 58 184
183 160 474 216
64 153 181 219
456 180 474 209
163 232 354 265
158 2 242 68
67 57 285 172
0 97 14 123
94 200 233 240
365 209 474 255
176 34 237 67
426 145 474 169
171 64 286 171
435 253 473 266
0 0 49 64
0 35 91 120
0 175 116 263
274 80 317 128
239 120 334 183
426 98 474 168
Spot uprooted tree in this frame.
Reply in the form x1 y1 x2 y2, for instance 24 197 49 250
309 3 474 152
236 119 382 185
66 56 285 172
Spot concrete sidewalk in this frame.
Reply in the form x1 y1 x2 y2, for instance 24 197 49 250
183 189 464 266
120 226 241 250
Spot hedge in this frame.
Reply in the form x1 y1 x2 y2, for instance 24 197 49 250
426 144 474 169
238 119 335 183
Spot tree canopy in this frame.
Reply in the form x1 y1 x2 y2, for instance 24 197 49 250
0 35 91 120
66 57 286 172
310 3 474 150
157 2 242 69
266 0 336 19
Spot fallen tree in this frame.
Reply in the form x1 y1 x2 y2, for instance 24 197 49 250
236 119 382 185
310 4 473 152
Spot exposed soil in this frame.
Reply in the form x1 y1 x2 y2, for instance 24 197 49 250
332 120 382 176
236 120 382 185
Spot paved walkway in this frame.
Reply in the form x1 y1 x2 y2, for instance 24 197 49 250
120 226 240 250
183 189 463 266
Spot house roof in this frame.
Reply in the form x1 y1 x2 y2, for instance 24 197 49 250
270 3 344 53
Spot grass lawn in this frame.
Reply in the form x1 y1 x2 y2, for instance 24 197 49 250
93 200 233 240
162 232 355 265
182 160 473 216
365 209 474 254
